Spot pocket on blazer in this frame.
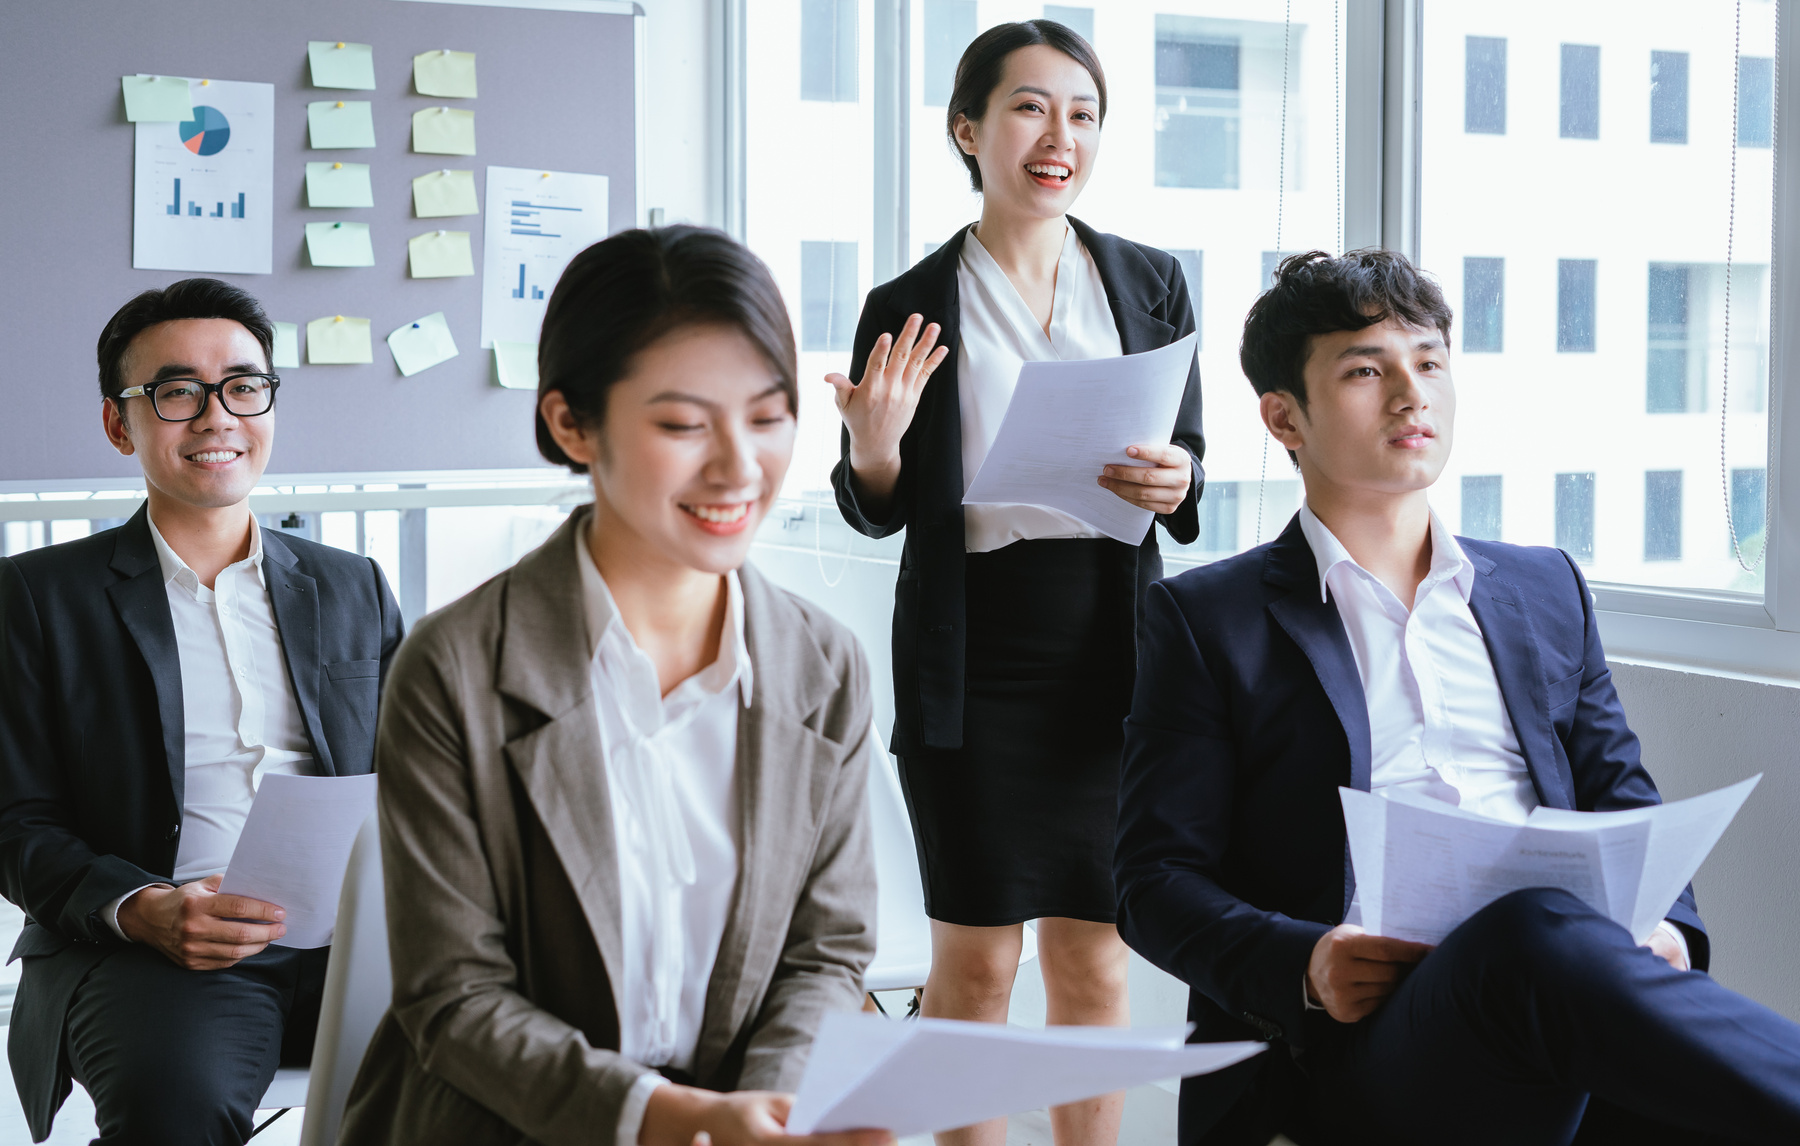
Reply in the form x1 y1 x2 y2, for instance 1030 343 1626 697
325 659 381 681
1546 668 1584 713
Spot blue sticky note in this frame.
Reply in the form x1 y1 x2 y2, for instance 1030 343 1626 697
308 100 376 149
305 221 376 267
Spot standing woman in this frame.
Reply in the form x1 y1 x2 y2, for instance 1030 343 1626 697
827 19 1204 1146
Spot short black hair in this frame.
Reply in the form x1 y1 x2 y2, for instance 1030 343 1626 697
946 19 1107 193
535 225 798 474
96 278 274 401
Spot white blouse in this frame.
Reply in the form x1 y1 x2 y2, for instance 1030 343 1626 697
957 224 1124 554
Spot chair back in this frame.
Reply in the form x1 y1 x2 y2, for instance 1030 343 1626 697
298 813 390 1146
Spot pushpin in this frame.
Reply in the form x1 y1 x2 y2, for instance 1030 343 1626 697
437 229 445 237
200 79 211 86
442 48 451 56
332 161 343 169
412 322 420 329
540 172 550 179
440 168 449 176
336 101 345 108
336 41 345 49
440 106 449 114
334 315 344 323
333 222 343 229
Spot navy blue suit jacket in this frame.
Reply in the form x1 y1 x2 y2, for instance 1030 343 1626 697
1114 514 1705 1145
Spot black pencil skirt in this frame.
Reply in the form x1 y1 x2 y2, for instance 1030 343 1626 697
896 537 1138 927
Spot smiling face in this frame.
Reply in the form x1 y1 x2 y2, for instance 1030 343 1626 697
1262 317 1455 504
954 44 1101 218
542 322 796 577
102 317 274 511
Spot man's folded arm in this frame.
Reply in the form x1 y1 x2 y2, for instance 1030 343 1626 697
1114 583 1331 1043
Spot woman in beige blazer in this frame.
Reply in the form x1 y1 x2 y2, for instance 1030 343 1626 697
338 227 889 1146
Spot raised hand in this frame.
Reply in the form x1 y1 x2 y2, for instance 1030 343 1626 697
115 873 287 971
824 313 949 507
1098 444 1193 514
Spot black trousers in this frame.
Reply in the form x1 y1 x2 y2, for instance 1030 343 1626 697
1276 888 1800 1146
61 943 328 1146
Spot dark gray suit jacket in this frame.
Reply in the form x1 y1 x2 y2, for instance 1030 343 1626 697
0 503 402 1140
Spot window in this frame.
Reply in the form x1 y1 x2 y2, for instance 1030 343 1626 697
1561 44 1600 139
1731 467 1768 551
1558 259 1596 353
801 0 858 102
1043 5 1094 43
1261 250 1299 288
1465 36 1506 134
1155 20 1242 189
1462 257 1504 352
1651 50 1689 143
801 240 858 353
923 0 977 107
1168 248 1203 348
1198 481 1239 554
1646 263 1700 413
1740 56 1775 147
1556 472 1596 563
1461 475 1503 541
1644 470 1682 561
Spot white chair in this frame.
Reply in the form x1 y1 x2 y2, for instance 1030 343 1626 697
295 813 391 1146
863 725 1035 1004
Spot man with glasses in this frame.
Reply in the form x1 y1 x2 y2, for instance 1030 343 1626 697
0 278 404 1143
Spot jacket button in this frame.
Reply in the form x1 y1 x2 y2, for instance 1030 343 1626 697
167 823 180 840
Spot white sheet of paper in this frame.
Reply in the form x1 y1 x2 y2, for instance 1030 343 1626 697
479 167 609 347
787 1013 1263 1137
132 79 274 275
216 773 378 948
1341 775 1759 944
961 332 1196 545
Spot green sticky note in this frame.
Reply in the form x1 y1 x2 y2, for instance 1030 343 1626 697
414 49 477 99
308 41 376 90
412 106 476 156
272 322 300 369
494 341 539 390
304 162 373 208
305 221 376 267
308 100 376 148
122 75 193 122
387 312 460 377
408 230 474 278
307 316 372 365
412 169 479 218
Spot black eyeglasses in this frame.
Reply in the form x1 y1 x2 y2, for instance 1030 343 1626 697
115 374 281 423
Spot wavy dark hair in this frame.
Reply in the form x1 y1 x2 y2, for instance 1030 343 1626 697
96 278 274 401
535 225 798 474
945 19 1107 192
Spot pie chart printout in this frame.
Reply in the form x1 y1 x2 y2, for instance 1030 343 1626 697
180 106 231 156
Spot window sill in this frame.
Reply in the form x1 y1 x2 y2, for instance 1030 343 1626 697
1598 607 1800 688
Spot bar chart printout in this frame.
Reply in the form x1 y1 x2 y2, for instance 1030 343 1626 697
480 166 608 348
134 78 273 274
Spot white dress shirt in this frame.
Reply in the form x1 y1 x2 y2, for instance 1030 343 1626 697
956 223 1122 553
1296 503 1687 997
576 527 749 1146
103 516 315 937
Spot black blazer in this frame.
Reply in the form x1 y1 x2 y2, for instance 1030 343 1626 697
0 504 403 1139
1115 517 1706 1146
831 217 1206 754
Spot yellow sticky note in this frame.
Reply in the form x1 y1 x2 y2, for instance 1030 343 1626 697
408 230 474 278
387 312 460 377
412 106 476 156
272 322 300 369
494 341 539 390
122 75 193 122
307 100 376 148
412 169 479 218
305 221 376 267
307 316 373 365
308 41 376 90
304 162 373 208
414 49 477 99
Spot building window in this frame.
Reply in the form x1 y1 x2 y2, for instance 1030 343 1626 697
923 0 976 108
1647 263 1699 413
1260 250 1299 289
1461 475 1503 541
1651 50 1689 144
1558 259 1597 353
1739 56 1775 148
1043 5 1093 43
1561 44 1600 139
801 241 857 353
801 0 858 103
1199 481 1239 553
1644 470 1682 561
1465 36 1507 134
1731 467 1768 549
1155 19 1241 189
1556 472 1596 563
1168 249 1202 349
1463 257 1504 353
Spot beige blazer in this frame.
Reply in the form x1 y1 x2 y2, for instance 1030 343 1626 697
337 508 877 1145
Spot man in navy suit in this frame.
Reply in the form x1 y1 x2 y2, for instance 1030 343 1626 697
1115 249 1800 1145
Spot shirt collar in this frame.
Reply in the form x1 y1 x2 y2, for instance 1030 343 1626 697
575 519 753 708
145 512 266 593
1297 502 1475 606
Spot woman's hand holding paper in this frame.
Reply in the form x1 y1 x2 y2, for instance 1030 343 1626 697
1098 443 1192 514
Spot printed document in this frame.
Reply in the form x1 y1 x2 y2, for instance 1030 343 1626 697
787 1012 1262 1137
1340 776 1759 945
218 773 378 948
961 333 1196 545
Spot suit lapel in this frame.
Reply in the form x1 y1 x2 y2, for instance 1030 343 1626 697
1069 216 1175 356
106 509 185 809
1466 567 1575 809
260 532 335 776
